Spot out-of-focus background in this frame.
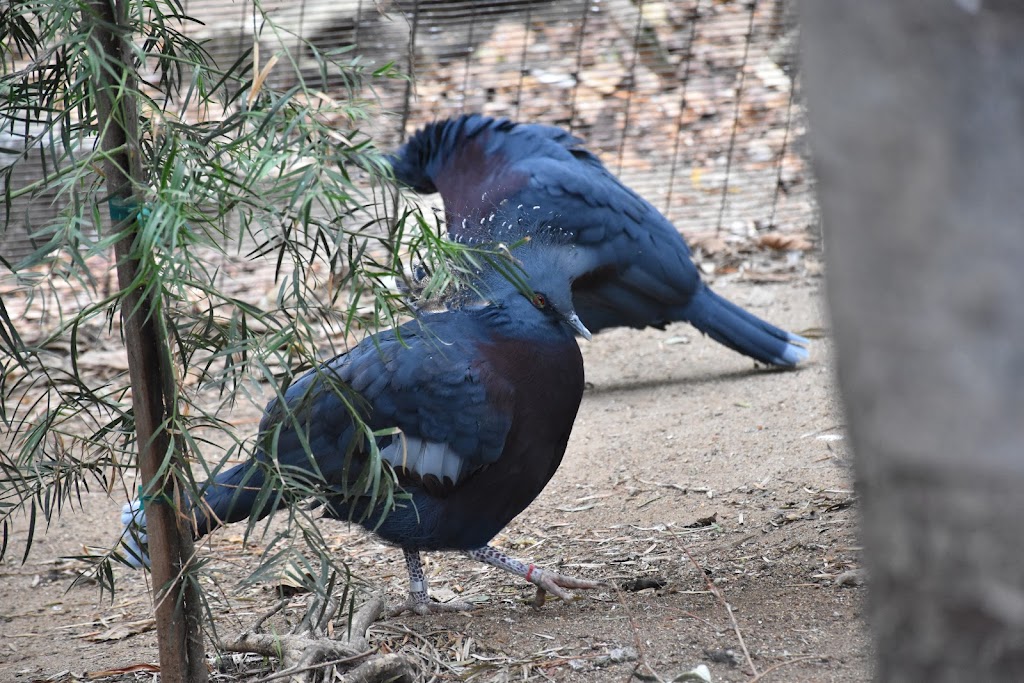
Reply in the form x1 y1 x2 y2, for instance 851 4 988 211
3 0 816 266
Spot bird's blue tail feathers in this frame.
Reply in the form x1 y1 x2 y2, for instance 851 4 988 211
683 285 809 368
118 461 271 569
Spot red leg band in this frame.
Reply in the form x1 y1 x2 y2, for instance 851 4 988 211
525 564 538 582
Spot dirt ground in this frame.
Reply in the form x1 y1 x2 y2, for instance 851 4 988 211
0 274 869 682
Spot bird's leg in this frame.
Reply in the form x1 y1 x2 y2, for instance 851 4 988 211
387 548 474 616
467 545 604 607
403 548 430 606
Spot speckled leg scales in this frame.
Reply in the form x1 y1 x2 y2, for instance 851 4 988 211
389 544 603 616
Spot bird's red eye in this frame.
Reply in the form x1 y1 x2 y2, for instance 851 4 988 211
531 293 546 309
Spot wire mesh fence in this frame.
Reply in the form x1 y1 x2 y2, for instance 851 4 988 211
2 0 812 264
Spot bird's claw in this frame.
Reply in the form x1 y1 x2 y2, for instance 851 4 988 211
526 566 604 607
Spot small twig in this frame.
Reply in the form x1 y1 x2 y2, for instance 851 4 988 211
669 609 720 631
671 529 760 677
749 655 818 682
253 598 290 634
725 601 757 677
535 665 557 683
372 622 450 681
611 583 664 683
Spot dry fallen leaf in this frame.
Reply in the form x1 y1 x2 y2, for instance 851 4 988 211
81 618 156 642
686 512 718 528
688 232 730 255
276 564 314 596
758 231 814 252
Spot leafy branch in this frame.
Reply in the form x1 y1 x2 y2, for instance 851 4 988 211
0 0 459 626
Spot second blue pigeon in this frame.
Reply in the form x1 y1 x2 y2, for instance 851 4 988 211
389 114 809 368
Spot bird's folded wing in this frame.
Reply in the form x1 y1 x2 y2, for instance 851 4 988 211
509 158 702 306
258 319 515 491
358 322 516 484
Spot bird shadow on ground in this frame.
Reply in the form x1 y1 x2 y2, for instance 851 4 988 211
584 365 803 396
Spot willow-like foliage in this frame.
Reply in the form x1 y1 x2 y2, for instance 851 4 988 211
0 0 479 628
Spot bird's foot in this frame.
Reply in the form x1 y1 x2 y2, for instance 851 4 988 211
390 549 475 616
387 594 474 617
466 546 605 608
525 565 605 608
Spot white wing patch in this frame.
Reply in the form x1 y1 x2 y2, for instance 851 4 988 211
380 436 467 486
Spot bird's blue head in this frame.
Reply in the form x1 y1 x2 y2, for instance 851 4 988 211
470 227 591 340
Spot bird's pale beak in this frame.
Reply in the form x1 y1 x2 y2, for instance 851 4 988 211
566 313 593 341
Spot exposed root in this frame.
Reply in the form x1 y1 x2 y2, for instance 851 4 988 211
222 594 416 683
387 595 475 616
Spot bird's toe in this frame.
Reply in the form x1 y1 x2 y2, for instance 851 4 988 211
551 573 605 591
527 566 604 606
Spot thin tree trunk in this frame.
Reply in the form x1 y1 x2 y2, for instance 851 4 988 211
800 1 1024 680
86 1 208 680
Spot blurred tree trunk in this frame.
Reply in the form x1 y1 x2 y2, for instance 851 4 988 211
800 1 1024 680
